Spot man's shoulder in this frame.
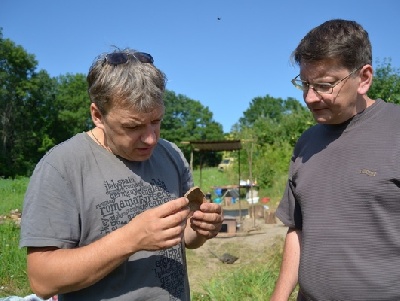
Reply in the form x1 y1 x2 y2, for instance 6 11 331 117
37 133 89 166
157 138 181 153
381 99 400 115
297 124 322 143
155 139 188 166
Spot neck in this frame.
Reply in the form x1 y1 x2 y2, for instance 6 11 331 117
356 95 375 114
90 128 113 153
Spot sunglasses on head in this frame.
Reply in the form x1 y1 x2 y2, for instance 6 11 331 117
103 52 154 66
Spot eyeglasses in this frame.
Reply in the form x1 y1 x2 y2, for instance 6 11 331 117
103 52 154 66
291 67 361 94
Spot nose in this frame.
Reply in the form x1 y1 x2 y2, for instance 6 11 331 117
140 124 157 145
303 86 321 105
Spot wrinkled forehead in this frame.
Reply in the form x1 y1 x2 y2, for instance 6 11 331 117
105 95 164 113
110 99 165 115
300 59 349 78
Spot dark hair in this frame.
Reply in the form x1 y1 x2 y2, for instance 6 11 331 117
292 19 372 70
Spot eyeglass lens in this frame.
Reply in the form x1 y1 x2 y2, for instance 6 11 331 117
292 66 361 93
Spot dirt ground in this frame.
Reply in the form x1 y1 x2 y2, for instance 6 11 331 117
186 213 289 293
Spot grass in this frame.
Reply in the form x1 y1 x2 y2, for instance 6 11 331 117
192 167 231 195
0 178 29 214
0 168 292 299
0 222 30 297
188 237 284 301
0 178 31 297
193 166 288 209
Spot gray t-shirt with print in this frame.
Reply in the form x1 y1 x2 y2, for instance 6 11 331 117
20 133 193 301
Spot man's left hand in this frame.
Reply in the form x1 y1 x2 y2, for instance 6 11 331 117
189 203 223 239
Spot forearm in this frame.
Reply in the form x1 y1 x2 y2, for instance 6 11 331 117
270 228 302 301
27 196 190 299
28 225 136 299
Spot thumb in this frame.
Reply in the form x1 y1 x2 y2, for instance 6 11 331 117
155 197 189 218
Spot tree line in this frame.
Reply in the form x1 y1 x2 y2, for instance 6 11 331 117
1 28 400 189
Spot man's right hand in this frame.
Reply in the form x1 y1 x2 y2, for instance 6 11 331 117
124 196 190 252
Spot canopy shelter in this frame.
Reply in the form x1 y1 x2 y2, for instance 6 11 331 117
182 140 245 218
188 140 242 152
181 140 242 185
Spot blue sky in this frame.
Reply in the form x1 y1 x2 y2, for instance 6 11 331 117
2 0 400 132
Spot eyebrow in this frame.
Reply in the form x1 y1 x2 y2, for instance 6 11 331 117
121 116 163 126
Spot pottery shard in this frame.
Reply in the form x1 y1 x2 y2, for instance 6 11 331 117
184 186 205 212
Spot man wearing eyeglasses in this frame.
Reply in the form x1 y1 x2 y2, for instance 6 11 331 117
271 20 400 301
19 49 223 301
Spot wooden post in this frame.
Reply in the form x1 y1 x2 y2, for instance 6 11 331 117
264 209 276 224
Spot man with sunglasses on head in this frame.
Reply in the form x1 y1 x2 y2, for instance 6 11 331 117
20 49 223 301
271 19 400 301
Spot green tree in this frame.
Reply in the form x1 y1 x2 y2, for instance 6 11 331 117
239 95 285 127
0 31 89 177
162 90 224 167
0 29 52 177
234 95 313 189
368 59 400 104
53 73 92 142
277 109 315 147
237 95 311 146
14 70 58 175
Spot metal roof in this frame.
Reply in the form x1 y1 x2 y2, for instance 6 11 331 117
184 140 242 152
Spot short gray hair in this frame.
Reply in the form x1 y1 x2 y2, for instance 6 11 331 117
87 48 167 115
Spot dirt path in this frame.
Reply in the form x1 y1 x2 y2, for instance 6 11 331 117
186 216 288 293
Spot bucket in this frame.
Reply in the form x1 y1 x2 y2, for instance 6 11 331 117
261 197 270 204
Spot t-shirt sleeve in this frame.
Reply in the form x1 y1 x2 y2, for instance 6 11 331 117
181 158 193 196
162 139 194 195
20 158 80 249
276 177 303 230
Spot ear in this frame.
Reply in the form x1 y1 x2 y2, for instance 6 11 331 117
357 64 373 95
90 103 105 130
